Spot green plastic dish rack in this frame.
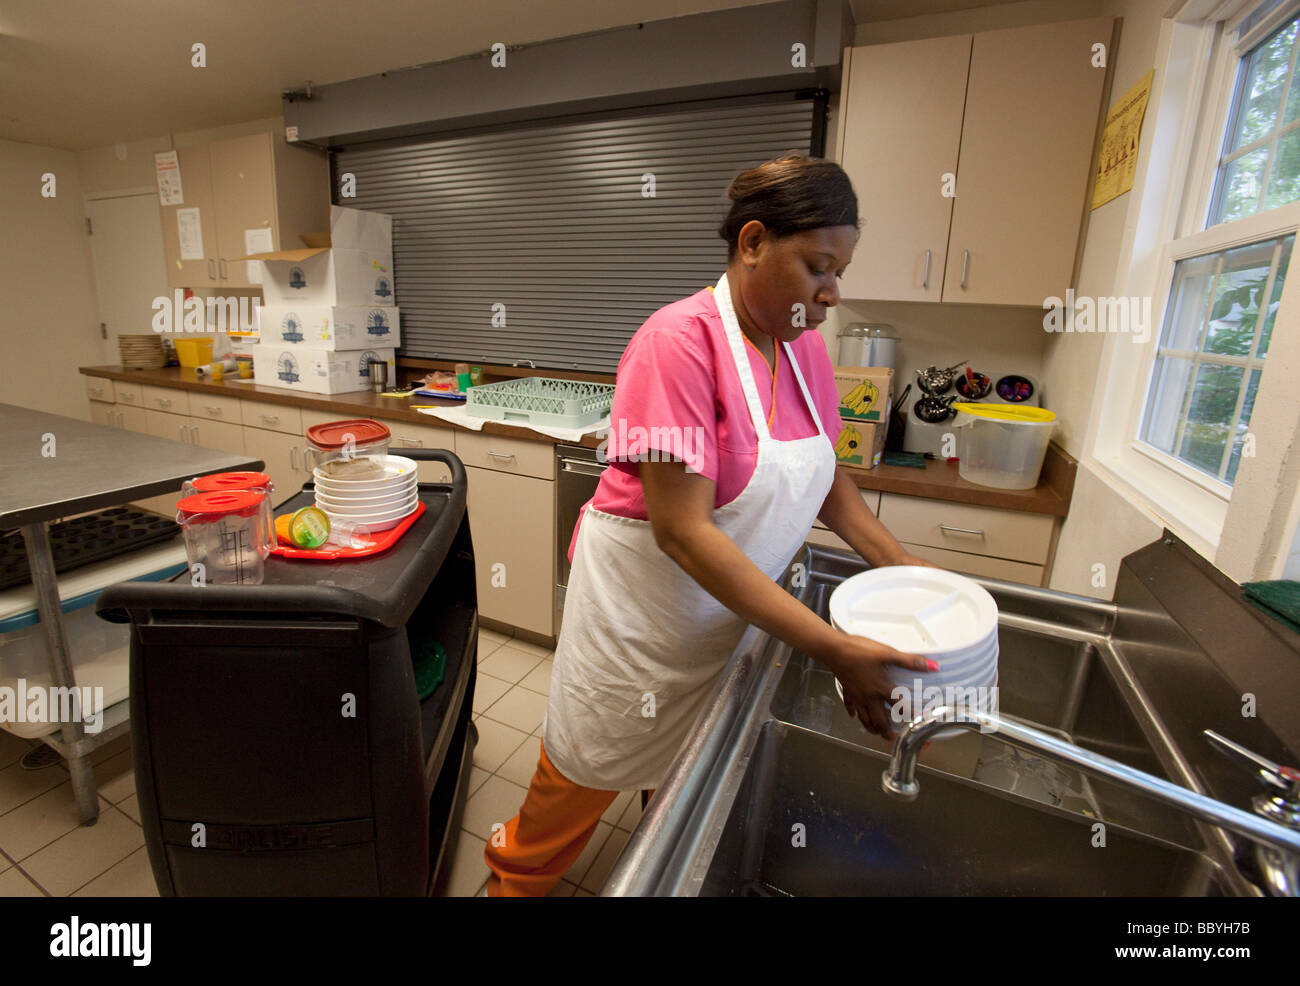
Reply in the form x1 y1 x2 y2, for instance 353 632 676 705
465 377 615 429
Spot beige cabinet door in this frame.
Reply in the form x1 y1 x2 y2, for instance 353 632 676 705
943 17 1111 305
465 465 555 637
143 407 193 444
209 133 276 289
242 426 308 508
838 35 971 302
88 402 117 428
159 144 219 288
187 417 245 456
116 404 148 432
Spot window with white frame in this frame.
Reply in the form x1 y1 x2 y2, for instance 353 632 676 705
1139 0 1300 489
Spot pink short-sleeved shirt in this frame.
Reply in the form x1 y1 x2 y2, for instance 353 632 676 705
569 286 842 561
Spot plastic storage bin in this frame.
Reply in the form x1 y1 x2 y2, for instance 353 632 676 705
0 542 186 738
952 403 1057 490
305 418 391 472
174 338 214 368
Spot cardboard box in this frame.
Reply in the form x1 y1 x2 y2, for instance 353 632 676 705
252 344 395 395
834 366 893 422
258 305 400 350
236 206 396 307
833 418 886 470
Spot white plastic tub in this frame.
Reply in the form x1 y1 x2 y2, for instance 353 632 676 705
952 403 1057 490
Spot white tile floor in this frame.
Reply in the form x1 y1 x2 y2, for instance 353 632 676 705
0 626 641 898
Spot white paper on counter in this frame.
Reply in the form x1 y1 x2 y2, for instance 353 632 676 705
417 404 611 443
155 150 183 206
177 207 203 260
244 227 273 283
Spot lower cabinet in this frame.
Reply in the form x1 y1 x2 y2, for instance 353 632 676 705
808 490 1056 586
464 464 555 638
241 425 311 508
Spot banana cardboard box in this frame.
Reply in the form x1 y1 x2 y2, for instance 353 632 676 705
833 418 887 470
834 367 893 423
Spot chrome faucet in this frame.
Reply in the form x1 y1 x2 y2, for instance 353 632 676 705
882 707 1300 897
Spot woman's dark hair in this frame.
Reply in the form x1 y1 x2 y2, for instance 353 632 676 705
718 154 859 260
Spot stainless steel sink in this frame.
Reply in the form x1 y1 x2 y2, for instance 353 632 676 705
604 542 1284 897
701 720 1228 897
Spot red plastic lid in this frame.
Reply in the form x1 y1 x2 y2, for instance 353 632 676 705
306 419 390 451
191 471 272 492
176 490 266 521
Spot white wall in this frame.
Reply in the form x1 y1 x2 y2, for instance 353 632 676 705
0 139 102 420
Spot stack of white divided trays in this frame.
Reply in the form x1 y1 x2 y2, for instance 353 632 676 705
244 205 399 394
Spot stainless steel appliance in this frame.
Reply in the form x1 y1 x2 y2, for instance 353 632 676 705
556 445 607 626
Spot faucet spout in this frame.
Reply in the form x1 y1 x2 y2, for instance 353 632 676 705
882 706 1300 896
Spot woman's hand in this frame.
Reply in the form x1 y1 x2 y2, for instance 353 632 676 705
878 549 940 570
814 631 936 739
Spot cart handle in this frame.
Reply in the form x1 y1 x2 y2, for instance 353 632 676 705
392 447 467 490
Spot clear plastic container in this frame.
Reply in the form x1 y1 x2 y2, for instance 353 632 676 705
305 419 391 472
952 403 1056 490
184 472 276 554
176 491 267 585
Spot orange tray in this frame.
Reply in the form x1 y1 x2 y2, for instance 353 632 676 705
269 501 426 560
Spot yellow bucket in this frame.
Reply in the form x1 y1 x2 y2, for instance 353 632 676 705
174 338 214 368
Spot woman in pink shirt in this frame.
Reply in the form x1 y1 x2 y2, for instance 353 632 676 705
486 155 936 896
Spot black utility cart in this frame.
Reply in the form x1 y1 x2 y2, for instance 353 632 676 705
97 449 478 896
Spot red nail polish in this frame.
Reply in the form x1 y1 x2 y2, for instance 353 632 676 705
926 659 939 671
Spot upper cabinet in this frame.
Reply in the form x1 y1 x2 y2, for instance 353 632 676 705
159 132 329 289
836 17 1113 306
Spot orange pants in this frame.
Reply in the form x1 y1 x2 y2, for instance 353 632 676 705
483 737 649 897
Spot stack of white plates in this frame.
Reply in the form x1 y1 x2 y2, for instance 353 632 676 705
312 454 419 532
118 334 166 369
828 566 999 736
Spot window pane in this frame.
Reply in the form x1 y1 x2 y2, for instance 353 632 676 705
1178 363 1246 475
1216 147 1268 221
1163 253 1219 351
1140 235 1290 485
1211 15 1300 224
1204 241 1274 354
1225 368 1262 483
1258 234 1294 355
1265 125 1300 207
1228 20 1297 151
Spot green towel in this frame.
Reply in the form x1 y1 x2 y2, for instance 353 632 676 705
1242 580 1300 634
412 640 447 700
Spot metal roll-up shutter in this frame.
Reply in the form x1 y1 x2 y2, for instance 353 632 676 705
331 93 819 373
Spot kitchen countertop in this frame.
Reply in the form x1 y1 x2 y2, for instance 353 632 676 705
80 365 1076 516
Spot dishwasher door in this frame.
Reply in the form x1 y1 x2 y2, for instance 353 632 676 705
555 445 606 622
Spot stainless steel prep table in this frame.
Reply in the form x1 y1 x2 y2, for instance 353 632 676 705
0 403 261 824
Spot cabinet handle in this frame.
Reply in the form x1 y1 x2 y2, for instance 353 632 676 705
960 250 970 290
486 450 517 461
179 423 188 442
207 259 216 280
157 397 172 408
260 414 279 425
922 249 932 290
219 259 228 280
190 425 199 444
203 404 222 416
938 523 984 537
89 386 102 398
290 445 299 470
394 435 424 447
113 410 122 428
119 390 134 401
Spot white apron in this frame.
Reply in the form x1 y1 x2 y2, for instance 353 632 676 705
542 273 838 790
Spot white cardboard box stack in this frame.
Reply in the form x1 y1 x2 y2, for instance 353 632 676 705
239 206 400 394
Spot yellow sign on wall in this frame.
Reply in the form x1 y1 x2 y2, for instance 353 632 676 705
1092 69 1154 210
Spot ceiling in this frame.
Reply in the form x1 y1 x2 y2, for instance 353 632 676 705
0 0 1020 150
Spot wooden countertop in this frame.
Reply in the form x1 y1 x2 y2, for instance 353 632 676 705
81 365 1076 516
